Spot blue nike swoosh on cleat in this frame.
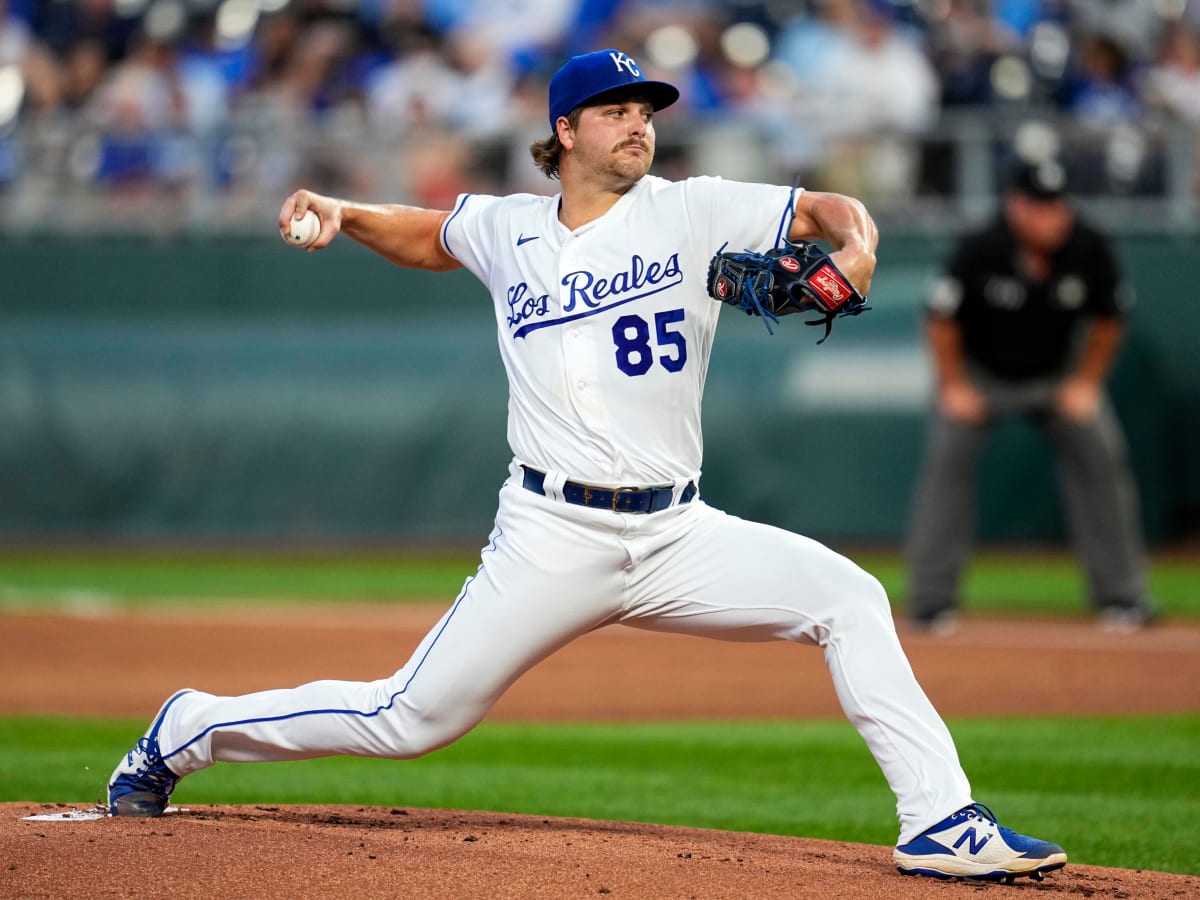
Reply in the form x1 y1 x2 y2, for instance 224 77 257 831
517 234 539 246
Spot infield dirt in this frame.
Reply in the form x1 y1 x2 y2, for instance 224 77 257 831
2 605 1198 898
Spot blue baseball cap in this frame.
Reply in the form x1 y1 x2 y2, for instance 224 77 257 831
547 49 679 130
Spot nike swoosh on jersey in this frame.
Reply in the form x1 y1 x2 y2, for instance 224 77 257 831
516 234 540 246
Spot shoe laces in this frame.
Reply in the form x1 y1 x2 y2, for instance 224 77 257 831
127 737 175 790
965 802 997 822
960 803 1024 841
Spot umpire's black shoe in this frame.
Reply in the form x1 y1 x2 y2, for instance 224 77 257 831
908 609 958 637
1097 599 1160 634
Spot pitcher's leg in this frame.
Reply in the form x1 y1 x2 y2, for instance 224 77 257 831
1045 401 1150 612
906 414 989 624
161 594 546 774
157 488 624 777
622 504 972 842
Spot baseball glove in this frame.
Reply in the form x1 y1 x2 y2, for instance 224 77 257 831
706 240 870 342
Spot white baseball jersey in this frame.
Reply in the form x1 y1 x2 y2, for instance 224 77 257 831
440 175 795 486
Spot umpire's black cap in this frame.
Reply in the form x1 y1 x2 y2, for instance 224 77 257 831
1009 159 1069 201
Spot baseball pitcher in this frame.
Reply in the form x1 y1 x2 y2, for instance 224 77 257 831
108 48 1066 884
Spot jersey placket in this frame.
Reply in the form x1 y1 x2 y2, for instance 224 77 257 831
558 229 613 455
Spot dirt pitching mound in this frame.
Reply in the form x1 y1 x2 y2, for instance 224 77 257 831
5 802 1197 899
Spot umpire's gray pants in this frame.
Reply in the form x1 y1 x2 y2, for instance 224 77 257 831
905 372 1148 619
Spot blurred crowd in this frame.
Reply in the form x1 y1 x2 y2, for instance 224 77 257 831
1 0 1198 232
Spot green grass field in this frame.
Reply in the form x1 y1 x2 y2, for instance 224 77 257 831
2 549 1198 875
2 547 1198 617
2 715 1197 875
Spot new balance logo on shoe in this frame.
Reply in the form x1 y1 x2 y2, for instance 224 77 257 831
953 827 991 855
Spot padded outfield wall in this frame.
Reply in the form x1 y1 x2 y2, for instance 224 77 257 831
0 233 1193 544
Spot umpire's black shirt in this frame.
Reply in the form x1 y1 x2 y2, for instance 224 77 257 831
926 215 1129 380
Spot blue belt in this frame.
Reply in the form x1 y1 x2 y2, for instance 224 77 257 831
520 465 697 514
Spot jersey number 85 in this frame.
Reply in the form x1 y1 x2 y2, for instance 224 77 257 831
613 309 687 377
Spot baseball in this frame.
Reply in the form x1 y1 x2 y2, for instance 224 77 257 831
283 209 321 247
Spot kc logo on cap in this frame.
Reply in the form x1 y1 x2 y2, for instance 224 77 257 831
610 51 640 76
548 48 680 129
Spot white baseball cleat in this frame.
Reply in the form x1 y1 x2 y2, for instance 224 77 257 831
893 803 1067 882
108 690 194 817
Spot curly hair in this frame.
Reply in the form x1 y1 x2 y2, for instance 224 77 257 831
528 108 583 180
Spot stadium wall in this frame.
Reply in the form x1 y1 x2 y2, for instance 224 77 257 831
0 234 1190 543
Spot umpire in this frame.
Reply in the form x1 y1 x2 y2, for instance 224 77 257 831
906 158 1156 633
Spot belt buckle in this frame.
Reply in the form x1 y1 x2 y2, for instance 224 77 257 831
611 488 636 511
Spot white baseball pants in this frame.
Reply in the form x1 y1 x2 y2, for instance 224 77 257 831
157 464 972 842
